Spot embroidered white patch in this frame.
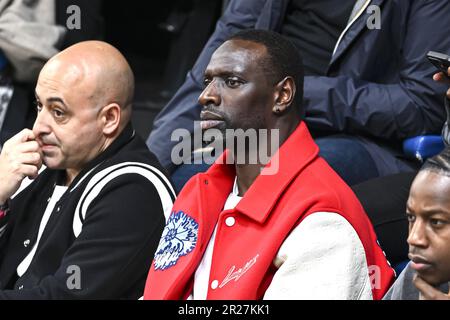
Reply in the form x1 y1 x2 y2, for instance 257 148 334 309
154 211 199 270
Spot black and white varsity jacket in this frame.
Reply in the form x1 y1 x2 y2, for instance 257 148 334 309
0 124 175 299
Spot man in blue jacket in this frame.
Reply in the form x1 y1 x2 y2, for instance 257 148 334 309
148 0 450 191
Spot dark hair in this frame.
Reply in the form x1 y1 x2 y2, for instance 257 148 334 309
228 29 304 118
421 147 450 177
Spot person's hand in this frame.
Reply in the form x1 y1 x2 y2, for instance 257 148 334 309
0 129 42 204
413 274 450 300
433 66 450 100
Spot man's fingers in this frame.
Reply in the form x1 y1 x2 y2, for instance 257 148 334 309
433 72 443 81
433 70 450 84
19 152 42 167
434 68 450 98
4 129 36 149
20 164 40 180
16 140 41 153
14 129 35 143
413 275 438 300
413 275 450 300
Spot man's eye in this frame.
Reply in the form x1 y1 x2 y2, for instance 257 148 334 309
430 219 446 226
53 109 64 118
203 78 212 87
406 213 415 223
35 101 43 112
225 78 242 88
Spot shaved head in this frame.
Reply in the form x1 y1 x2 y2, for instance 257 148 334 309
40 40 134 125
33 41 136 184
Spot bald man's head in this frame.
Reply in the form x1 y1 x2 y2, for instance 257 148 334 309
40 41 134 125
33 42 136 181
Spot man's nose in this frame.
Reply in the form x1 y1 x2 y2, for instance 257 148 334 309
198 80 220 107
407 219 428 248
32 108 51 136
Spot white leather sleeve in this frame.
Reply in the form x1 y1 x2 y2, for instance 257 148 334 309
263 212 373 300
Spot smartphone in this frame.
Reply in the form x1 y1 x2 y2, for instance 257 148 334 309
427 51 450 80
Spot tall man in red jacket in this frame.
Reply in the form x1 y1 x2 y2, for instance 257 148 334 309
144 30 394 300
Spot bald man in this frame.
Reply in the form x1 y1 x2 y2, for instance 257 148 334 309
0 41 175 299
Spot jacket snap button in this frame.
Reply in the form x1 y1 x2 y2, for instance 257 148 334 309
211 280 219 289
225 217 235 227
23 239 30 248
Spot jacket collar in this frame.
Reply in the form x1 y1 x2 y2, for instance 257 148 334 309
329 0 385 68
247 0 385 73
204 121 319 224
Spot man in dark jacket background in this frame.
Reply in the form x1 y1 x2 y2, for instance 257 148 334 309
147 0 450 191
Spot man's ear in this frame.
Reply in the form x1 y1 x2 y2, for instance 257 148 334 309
99 103 121 135
272 76 296 115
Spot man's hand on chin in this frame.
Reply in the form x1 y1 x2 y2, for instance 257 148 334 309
0 129 42 204
414 274 450 300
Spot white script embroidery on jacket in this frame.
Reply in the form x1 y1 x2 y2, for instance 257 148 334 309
219 254 259 289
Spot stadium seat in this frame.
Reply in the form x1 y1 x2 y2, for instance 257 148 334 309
403 135 445 162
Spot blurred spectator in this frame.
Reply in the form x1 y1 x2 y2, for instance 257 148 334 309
0 0 64 82
0 0 105 150
0 0 65 148
147 0 450 192
158 0 223 99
